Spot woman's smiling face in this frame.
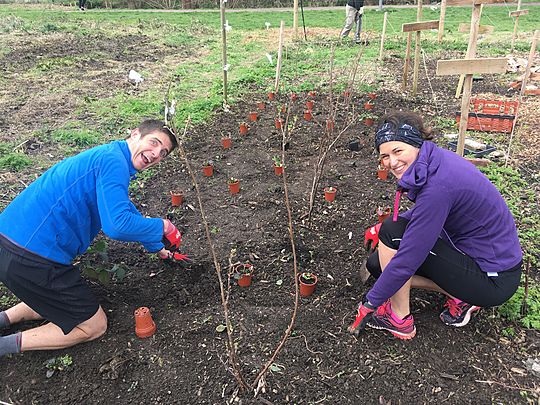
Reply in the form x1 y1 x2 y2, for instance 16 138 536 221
379 141 420 180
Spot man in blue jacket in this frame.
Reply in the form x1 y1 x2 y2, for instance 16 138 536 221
0 119 187 356
340 0 365 44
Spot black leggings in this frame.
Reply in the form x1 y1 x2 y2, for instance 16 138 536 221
366 217 522 307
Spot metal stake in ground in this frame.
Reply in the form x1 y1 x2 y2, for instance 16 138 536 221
437 57 507 156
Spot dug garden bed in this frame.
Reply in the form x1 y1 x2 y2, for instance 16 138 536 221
1 78 539 404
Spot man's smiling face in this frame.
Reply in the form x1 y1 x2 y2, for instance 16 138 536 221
128 129 173 171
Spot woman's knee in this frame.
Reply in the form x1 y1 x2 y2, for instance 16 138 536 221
366 251 382 279
378 216 408 250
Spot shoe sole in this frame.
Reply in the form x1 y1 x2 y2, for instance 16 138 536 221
368 323 416 340
442 306 481 327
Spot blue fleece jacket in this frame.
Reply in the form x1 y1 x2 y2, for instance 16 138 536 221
0 140 164 265
366 142 522 307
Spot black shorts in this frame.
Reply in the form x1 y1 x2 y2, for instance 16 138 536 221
366 217 522 307
0 234 99 335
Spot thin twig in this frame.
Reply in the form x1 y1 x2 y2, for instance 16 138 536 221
475 379 540 394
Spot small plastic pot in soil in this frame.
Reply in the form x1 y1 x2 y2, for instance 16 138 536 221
257 102 265 110
299 273 318 297
343 90 351 98
308 90 317 98
363 118 374 127
306 100 314 110
368 92 377 100
248 112 258 122
377 206 391 223
274 165 284 176
290 93 298 101
228 180 240 194
238 273 253 287
221 137 232 149
268 92 275 100
304 110 313 121
239 123 249 135
275 118 284 129
377 167 389 180
203 165 214 177
134 306 157 338
364 102 374 111
170 191 183 207
324 187 337 202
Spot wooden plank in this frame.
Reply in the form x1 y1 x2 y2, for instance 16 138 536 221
437 58 507 75
447 0 505 5
509 9 529 17
458 23 494 34
402 20 440 32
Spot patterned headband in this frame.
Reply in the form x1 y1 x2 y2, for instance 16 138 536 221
374 122 424 151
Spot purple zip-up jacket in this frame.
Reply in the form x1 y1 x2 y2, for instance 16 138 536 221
366 141 522 307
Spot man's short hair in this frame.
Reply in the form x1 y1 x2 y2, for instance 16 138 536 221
138 119 178 152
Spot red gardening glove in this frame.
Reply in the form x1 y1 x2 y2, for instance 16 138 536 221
162 219 181 252
364 223 382 253
159 249 192 265
348 302 376 336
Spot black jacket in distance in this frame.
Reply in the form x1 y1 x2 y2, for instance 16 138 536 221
347 0 364 9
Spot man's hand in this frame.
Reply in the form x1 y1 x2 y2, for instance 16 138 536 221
348 302 376 336
162 219 181 252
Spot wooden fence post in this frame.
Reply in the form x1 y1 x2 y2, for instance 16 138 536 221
274 21 285 94
438 0 447 42
379 12 388 61
220 0 228 107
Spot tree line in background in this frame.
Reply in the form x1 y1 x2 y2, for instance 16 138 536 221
0 0 414 9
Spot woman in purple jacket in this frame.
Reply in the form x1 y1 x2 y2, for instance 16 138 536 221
349 111 522 340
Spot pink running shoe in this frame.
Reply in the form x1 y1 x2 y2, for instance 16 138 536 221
440 298 481 327
367 300 416 340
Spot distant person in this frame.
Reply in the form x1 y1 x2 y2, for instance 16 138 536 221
340 0 365 44
0 120 190 357
349 111 522 340
78 0 87 11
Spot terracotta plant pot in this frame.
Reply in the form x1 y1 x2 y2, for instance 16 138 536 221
203 164 214 177
280 104 286 113
306 100 314 110
228 180 240 194
238 273 252 287
308 90 317 97
236 264 254 287
343 90 351 98
248 112 258 122
299 273 318 297
326 119 335 131
221 137 232 149
377 206 391 223
170 190 183 207
364 102 374 111
377 167 388 180
290 93 298 101
257 102 265 110
275 117 284 129
304 110 313 121
368 92 377 100
268 92 275 100
324 186 337 202
239 123 249 135
274 165 284 176
363 117 374 127
134 306 156 338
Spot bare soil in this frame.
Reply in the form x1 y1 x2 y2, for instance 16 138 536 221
0 26 539 405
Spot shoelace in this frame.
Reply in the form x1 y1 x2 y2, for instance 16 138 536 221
444 299 463 317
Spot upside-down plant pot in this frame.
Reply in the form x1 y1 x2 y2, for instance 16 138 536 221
377 206 391 223
364 102 374 111
377 167 388 181
304 110 313 121
306 100 314 110
257 102 265 110
274 165 284 176
203 165 214 177
299 273 318 297
239 123 249 135
221 137 232 149
268 92 275 100
228 180 240 194
324 187 337 202
170 191 183 207
134 307 156 338
275 117 284 129
248 112 258 122
363 117 374 127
